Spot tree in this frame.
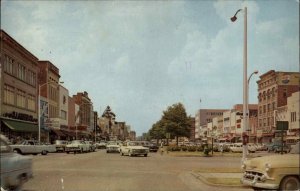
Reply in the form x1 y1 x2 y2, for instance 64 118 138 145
148 120 166 144
161 103 191 146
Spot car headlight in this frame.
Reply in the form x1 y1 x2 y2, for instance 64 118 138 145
265 163 271 172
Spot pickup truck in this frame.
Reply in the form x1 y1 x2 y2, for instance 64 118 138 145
119 141 149 157
10 140 56 155
1 134 33 190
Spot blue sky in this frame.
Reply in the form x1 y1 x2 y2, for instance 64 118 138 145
1 0 299 136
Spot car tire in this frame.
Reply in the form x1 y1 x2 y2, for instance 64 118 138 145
14 149 23 155
144 154 147 157
280 176 300 191
66 151 69 154
41 150 48 155
120 151 124 156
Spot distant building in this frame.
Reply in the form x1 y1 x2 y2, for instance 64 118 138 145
189 117 195 141
72 91 93 139
257 70 300 143
195 109 227 139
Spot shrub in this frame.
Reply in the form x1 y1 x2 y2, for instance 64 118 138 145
188 146 197 152
181 146 188 151
197 146 204 152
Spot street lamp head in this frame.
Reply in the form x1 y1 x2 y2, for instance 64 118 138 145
230 9 243 22
254 70 259 74
230 16 237 22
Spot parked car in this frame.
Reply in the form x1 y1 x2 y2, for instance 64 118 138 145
149 143 159 152
1 134 33 190
119 141 149 157
247 143 257 153
85 141 96 152
106 141 120 153
241 142 300 190
65 140 90 154
10 140 56 155
274 144 291 153
54 140 68 152
229 143 243 153
96 141 107 149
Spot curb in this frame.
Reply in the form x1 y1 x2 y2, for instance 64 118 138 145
190 172 248 189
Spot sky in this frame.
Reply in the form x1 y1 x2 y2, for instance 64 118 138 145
1 0 299 136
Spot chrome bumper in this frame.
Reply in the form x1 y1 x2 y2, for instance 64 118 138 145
241 177 278 189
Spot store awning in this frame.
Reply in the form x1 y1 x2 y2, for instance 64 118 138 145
3 119 38 132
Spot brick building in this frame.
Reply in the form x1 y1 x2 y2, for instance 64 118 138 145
257 70 300 143
0 30 39 141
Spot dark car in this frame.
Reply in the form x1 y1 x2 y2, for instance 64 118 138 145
149 143 159 152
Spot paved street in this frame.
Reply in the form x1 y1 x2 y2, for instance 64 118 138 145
22 150 253 191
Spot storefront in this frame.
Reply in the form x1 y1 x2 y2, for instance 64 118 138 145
0 118 38 143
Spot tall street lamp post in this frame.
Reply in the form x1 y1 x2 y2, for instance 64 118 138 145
247 70 259 135
38 81 63 143
231 7 247 162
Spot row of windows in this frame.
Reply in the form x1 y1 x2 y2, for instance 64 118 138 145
3 84 36 111
291 112 297 122
49 105 58 118
259 78 275 89
259 102 276 114
258 87 276 102
206 112 223 116
259 117 274 128
3 55 37 87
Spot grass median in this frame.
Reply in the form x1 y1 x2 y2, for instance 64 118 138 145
194 168 243 187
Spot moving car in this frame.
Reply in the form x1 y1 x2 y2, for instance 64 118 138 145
106 141 120 153
119 141 149 157
65 140 90 154
10 140 56 155
85 141 96 152
1 134 33 190
95 141 107 149
149 143 159 152
241 142 300 190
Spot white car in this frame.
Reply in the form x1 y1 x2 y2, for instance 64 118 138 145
229 143 243 153
65 140 90 154
106 141 120 153
1 134 33 190
247 143 257 153
10 140 56 155
120 141 149 157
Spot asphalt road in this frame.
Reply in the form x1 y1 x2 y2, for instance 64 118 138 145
22 150 252 191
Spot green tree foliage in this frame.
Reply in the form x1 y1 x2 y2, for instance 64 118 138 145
148 120 166 144
148 103 192 146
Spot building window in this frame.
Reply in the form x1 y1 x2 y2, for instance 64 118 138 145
291 112 297 122
259 106 262 114
17 63 26 81
61 110 67 120
4 84 15 105
263 105 266 113
259 119 262 128
4 55 14 75
27 70 36 87
272 102 276 110
27 94 36 111
267 104 271 112
263 118 267 127
16 89 26 108
283 88 287 97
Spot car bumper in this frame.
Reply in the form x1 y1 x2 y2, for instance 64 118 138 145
241 177 278 189
65 147 80 152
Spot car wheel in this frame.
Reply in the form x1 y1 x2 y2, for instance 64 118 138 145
144 154 147 157
280 176 300 191
120 151 124 156
14 149 22 155
66 151 69 154
41 150 48 155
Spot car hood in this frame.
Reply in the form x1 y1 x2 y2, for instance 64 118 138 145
245 154 299 169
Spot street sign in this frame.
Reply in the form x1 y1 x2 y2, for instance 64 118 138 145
276 121 288 131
